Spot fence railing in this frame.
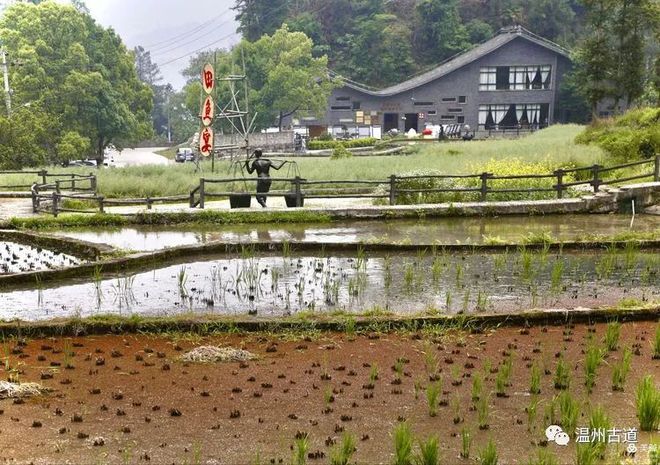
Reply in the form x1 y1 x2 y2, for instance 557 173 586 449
0 170 96 192
27 155 660 215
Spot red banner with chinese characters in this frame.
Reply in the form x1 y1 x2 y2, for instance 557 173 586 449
202 63 214 95
199 127 214 157
201 95 214 127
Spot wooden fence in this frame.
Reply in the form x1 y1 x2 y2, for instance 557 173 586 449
0 170 97 192
27 155 660 215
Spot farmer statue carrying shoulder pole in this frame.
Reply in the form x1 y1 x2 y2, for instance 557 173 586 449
245 148 287 207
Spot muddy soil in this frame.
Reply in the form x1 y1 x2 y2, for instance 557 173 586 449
0 321 657 464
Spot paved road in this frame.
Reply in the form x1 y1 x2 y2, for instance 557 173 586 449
108 147 170 167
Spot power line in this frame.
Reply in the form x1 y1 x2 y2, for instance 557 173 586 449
147 9 232 52
150 14 239 57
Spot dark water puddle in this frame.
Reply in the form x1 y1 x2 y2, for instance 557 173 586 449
53 214 659 251
1 248 656 322
0 241 83 274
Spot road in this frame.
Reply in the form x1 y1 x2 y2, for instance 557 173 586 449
107 147 171 167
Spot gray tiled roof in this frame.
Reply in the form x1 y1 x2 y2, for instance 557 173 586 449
340 26 571 97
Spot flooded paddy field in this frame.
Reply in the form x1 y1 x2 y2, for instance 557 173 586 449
0 241 83 274
1 245 656 321
52 214 660 251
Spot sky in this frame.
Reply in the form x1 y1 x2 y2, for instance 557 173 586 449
1 0 240 89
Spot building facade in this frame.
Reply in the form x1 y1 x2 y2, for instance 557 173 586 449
292 27 573 138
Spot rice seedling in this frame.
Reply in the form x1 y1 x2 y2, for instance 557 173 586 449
529 363 541 395
111 275 136 309
460 427 472 459
329 432 356 465
445 291 452 311
462 289 471 313
584 344 604 394
343 316 356 339
478 438 498 465
557 391 580 438
471 373 483 402
603 321 621 351
293 433 309 465
177 266 188 298
553 356 570 390
392 422 414 465
451 393 463 424
282 241 292 259
526 397 540 433
492 251 507 275
355 246 367 273
414 378 423 400
426 381 440 417
623 240 639 271
404 263 415 293
423 343 438 379
393 359 404 384
384 256 392 289
635 375 660 431
611 347 632 391
455 262 463 286
477 393 490 430
575 442 598 465
550 260 564 294
451 365 462 386
495 370 508 397
526 449 558 465
415 435 440 465
653 324 660 360
543 396 557 427
369 364 379 384
431 256 443 284
587 405 611 460
519 246 534 281
595 244 617 280
475 290 489 312
63 340 74 369
35 273 44 310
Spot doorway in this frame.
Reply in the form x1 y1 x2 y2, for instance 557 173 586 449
404 113 419 133
384 113 398 132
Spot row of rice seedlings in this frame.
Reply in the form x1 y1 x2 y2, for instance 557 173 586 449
392 422 443 465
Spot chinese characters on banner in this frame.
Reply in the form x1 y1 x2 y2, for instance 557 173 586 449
199 63 215 157
199 127 214 157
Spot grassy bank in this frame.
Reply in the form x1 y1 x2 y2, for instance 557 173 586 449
0 125 606 199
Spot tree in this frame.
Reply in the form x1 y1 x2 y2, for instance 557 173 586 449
233 0 291 41
0 1 152 167
416 0 470 65
524 0 577 45
56 131 91 165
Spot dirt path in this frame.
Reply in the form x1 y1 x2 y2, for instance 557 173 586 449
0 322 657 464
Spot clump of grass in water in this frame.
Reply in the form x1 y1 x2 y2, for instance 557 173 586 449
329 432 356 465
623 240 639 272
392 422 413 465
460 427 472 459
611 347 632 391
403 263 415 293
595 244 618 280
636 375 660 431
529 363 541 395
431 256 443 285
584 343 604 394
383 255 392 289
476 290 489 312
550 259 564 294
478 438 498 465
415 435 440 465
426 381 440 417
603 321 620 351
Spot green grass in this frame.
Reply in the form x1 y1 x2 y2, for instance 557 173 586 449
415 436 440 465
478 438 498 465
636 375 660 431
557 390 580 438
329 432 356 465
1 125 602 199
393 422 414 465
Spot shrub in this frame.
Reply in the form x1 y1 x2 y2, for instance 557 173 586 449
331 145 353 160
308 137 377 150
392 170 468 205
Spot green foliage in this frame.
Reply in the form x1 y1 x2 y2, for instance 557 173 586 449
575 107 660 162
329 432 356 465
584 344 604 393
392 422 414 465
415 0 470 65
331 145 353 160
603 321 621 351
478 439 498 465
426 381 440 417
414 436 440 465
557 390 580 438
0 1 152 166
308 137 377 150
526 449 558 465
460 427 471 459
57 131 91 165
636 375 660 431
553 356 571 390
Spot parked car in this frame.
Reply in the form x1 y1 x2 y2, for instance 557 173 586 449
175 148 194 163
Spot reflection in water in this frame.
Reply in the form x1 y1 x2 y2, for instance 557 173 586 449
1 249 657 322
54 215 659 252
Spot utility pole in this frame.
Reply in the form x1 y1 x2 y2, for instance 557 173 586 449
1 44 12 118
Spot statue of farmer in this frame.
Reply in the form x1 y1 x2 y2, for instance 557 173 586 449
245 149 287 207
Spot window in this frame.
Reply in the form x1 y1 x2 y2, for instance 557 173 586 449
336 96 350 101
413 101 434 106
427 110 437 115
440 115 455 120
458 96 467 103
441 97 456 102
496 67 509 90
479 67 497 90
331 105 351 110
457 116 465 124
448 108 463 113
352 101 361 110
480 66 552 91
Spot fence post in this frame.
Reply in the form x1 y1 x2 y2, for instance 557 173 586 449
52 192 59 217
591 164 602 193
147 197 153 210
55 180 61 194
98 196 104 213
31 184 38 213
39 170 47 185
199 178 205 209
389 175 397 205
189 190 195 208
554 169 564 199
480 172 490 201
90 173 97 192
294 176 302 207
654 155 659 182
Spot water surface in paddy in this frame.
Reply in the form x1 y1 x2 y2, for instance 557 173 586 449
0 241 82 274
1 248 656 321
54 214 659 251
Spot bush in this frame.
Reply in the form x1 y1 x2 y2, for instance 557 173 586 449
308 137 377 150
391 169 469 205
331 145 353 160
575 107 660 162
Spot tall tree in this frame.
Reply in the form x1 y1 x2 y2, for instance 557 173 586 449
232 0 291 41
0 1 152 167
416 0 470 65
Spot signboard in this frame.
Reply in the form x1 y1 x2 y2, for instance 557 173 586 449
201 95 214 127
199 126 214 157
202 63 215 94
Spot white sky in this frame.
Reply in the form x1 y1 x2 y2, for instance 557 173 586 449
12 0 240 89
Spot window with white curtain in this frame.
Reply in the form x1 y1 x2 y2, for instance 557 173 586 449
479 67 497 90
480 65 552 91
